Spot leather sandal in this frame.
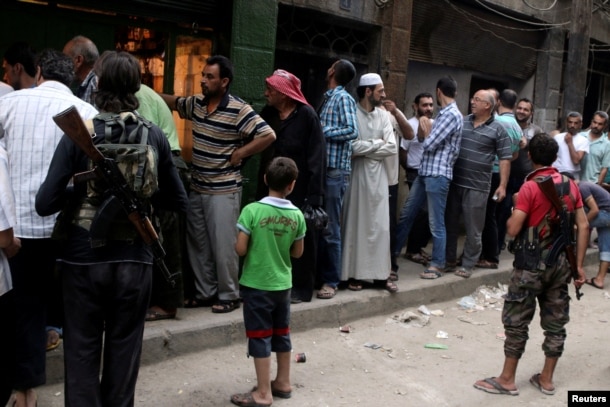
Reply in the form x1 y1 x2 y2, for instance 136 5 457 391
212 299 240 313
385 279 398 293
316 285 337 299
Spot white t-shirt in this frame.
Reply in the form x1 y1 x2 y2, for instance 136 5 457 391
400 116 433 170
0 146 15 296
552 132 590 178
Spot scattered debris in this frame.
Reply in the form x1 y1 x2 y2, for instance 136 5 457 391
436 330 449 339
418 305 431 315
339 325 352 333
392 311 430 328
604 291 610 300
457 296 476 310
457 315 488 325
496 332 506 340
424 343 448 350
295 352 307 363
459 284 508 310
364 342 382 349
430 309 445 317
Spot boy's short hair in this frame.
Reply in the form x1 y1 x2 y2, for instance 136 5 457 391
266 157 298 191
529 133 558 166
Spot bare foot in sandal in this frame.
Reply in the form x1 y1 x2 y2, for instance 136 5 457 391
316 284 337 299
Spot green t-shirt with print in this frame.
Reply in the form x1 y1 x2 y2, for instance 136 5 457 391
237 196 306 291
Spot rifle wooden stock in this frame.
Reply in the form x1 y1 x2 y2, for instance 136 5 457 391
53 106 104 163
537 176 582 300
52 106 178 288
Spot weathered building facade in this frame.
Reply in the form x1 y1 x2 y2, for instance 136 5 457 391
2 0 609 141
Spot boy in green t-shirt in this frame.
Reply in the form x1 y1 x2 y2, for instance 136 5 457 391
231 157 306 407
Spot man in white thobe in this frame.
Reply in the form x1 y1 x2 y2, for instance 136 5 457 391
340 73 398 292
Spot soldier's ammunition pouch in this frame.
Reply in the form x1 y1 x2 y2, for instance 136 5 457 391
512 226 543 271
72 200 138 247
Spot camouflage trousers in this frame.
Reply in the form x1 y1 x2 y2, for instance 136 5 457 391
502 254 571 359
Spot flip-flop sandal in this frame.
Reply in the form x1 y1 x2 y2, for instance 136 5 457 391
419 250 432 261
316 285 337 299
475 259 498 269
385 279 398 293
251 380 292 399
46 330 61 352
212 300 240 314
454 267 473 279
405 252 428 265
348 282 363 291
420 269 442 279
529 373 556 395
230 392 272 407
585 278 604 289
145 310 176 321
473 377 519 396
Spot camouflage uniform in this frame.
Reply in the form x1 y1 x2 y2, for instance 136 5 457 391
502 252 571 359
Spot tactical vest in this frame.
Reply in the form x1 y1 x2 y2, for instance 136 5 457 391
511 174 576 270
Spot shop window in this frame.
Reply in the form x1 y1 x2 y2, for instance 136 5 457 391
172 35 212 162
115 26 167 92
115 28 212 161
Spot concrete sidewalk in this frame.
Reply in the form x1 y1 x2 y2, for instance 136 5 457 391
45 246 599 384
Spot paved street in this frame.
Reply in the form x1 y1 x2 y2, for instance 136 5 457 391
31 263 610 407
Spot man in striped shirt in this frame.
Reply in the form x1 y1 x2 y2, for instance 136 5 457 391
160 55 275 313
446 89 512 279
316 59 358 299
393 77 463 280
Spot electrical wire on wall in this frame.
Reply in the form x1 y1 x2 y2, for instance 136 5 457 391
473 0 570 26
446 0 610 53
522 0 557 12
447 0 562 31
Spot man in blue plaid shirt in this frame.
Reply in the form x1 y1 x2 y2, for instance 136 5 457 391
316 59 358 299
393 77 463 280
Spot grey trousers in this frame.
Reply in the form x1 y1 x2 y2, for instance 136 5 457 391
445 184 488 269
186 191 241 302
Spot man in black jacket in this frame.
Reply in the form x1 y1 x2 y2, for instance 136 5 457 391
36 51 188 407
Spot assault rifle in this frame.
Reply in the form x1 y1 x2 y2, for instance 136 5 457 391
536 175 582 300
52 106 178 288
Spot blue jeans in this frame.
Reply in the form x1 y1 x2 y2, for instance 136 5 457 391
394 175 451 269
590 209 610 262
318 169 350 288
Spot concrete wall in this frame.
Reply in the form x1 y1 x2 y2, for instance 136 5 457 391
230 0 278 204
230 0 277 110
534 28 565 132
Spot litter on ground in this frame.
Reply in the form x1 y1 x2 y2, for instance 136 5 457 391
391 311 430 328
424 343 448 350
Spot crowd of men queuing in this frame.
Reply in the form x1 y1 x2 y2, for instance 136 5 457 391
0 34 608 406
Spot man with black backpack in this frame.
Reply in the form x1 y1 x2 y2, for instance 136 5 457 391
36 51 188 407
473 133 587 397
